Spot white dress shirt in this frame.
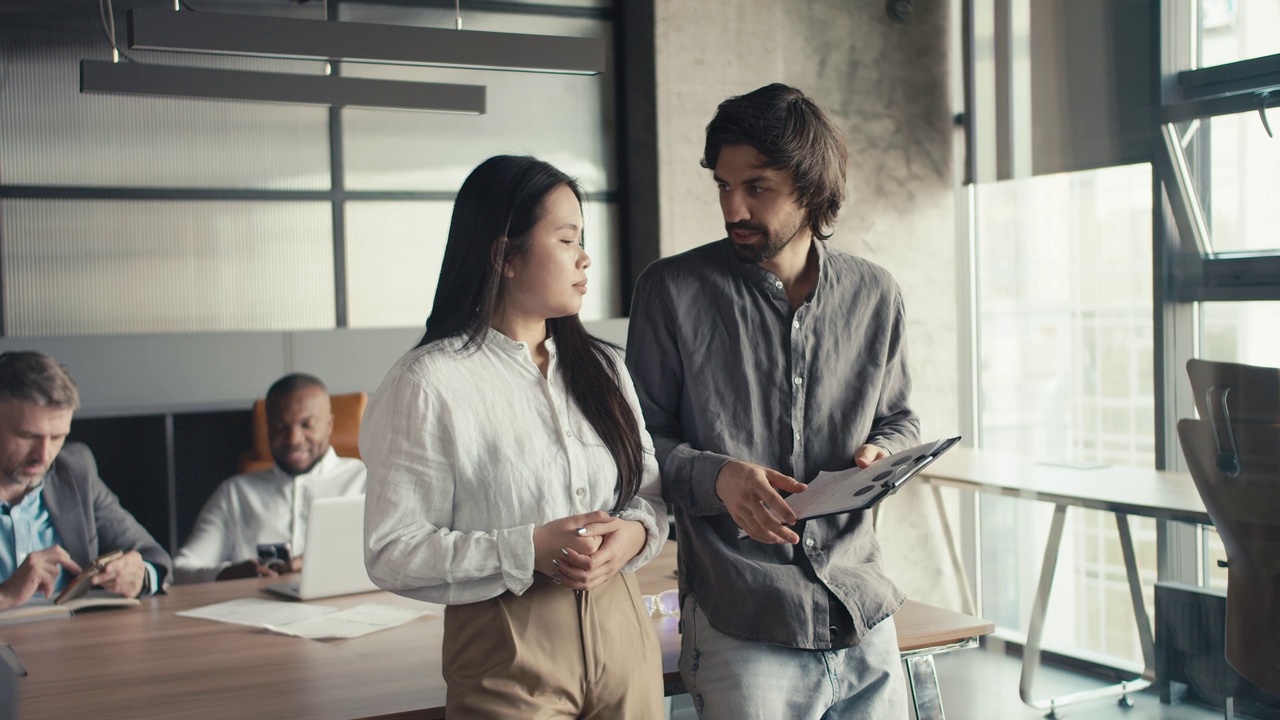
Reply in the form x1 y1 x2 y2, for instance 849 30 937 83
173 448 367 583
361 329 668 606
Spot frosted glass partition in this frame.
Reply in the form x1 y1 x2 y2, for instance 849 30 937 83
0 0 331 189
339 5 615 193
345 201 453 329
345 199 620 328
2 200 335 336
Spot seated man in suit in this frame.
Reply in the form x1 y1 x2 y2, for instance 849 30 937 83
174 373 366 583
0 351 172 609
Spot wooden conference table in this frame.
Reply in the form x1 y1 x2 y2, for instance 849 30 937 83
3 543 991 720
919 447 1208 716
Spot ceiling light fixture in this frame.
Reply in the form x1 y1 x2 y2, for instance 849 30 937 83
127 7 606 76
80 59 486 113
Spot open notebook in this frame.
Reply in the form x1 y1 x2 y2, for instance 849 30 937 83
263 495 379 601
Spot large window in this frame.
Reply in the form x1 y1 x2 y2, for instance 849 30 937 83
964 0 1280 674
1175 2 1280 592
975 164 1156 663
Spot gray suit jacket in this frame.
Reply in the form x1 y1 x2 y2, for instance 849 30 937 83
43 443 173 591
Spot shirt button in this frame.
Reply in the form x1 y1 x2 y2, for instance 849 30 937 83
575 487 586 497
774 280 783 290
792 320 800 329
794 431 802 443
804 537 816 548
829 625 840 637
793 375 803 386
516 342 526 350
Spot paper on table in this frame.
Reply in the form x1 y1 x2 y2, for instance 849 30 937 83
177 598 437 640
264 603 436 640
176 598 335 628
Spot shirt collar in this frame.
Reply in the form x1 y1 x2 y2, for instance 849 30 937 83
2 482 45 514
726 237 829 302
484 327 558 360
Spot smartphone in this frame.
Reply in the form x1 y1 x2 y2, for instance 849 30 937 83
54 549 123 604
256 542 292 569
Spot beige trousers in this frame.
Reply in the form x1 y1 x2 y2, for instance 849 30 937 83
442 571 663 719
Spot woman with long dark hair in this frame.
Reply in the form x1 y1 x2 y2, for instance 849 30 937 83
361 155 667 718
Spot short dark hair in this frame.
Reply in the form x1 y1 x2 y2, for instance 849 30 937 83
265 373 327 415
0 351 80 409
702 83 849 240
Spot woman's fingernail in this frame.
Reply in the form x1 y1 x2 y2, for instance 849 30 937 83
560 547 570 556
551 558 561 568
575 527 588 536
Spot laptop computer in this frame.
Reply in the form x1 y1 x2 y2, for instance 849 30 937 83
263 495 379 601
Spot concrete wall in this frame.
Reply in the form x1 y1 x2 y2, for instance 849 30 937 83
654 0 966 609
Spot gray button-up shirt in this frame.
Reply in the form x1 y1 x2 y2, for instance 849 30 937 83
626 238 919 650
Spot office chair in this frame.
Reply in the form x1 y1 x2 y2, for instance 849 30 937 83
237 391 368 474
1178 358 1280 699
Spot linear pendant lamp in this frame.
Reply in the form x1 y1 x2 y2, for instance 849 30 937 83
127 8 606 76
80 60 486 113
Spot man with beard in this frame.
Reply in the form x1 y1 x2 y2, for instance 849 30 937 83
174 373 365 583
626 84 920 719
0 351 171 608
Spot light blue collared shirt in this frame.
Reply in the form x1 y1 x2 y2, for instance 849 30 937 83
1 485 158 599
1 486 67 594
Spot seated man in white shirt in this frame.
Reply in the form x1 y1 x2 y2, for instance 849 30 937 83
174 373 366 583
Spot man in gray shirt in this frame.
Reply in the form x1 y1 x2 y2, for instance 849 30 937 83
626 83 920 719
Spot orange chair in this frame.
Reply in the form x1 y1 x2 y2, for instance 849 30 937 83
237 391 368 475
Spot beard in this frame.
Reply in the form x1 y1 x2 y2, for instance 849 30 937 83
726 219 806 265
274 447 326 477
2 466 47 491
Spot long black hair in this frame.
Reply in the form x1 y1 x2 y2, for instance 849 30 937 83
418 155 644 510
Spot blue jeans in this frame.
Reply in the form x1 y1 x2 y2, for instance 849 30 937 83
679 595 907 720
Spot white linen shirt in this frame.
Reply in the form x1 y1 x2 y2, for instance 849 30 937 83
173 448 367 583
361 329 668 605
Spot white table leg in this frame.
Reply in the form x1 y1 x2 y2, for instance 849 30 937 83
1018 505 1155 717
931 483 977 615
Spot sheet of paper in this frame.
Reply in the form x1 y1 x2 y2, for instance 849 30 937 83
783 465 864 518
737 437 963 538
786 437 960 520
264 603 437 640
176 598 338 628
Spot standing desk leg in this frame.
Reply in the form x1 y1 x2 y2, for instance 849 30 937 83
1115 511 1157 691
932 483 977 615
905 655 946 720
1019 506 1156 716
1020 503 1069 717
